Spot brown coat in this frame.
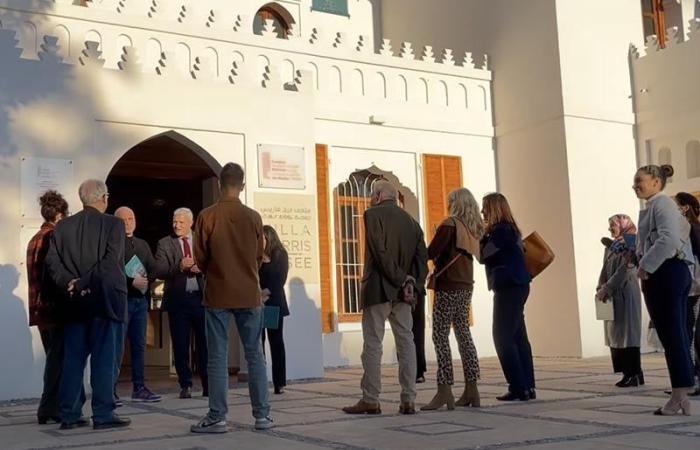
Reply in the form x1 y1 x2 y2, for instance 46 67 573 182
428 217 480 291
194 197 264 309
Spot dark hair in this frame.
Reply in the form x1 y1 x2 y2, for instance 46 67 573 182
675 192 700 225
637 164 674 190
220 163 245 190
263 225 287 259
482 192 521 236
39 190 68 222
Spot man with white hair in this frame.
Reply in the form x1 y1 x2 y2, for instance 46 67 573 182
343 180 428 416
154 207 208 399
45 179 131 430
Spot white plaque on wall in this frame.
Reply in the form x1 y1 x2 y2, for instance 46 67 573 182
21 157 73 219
257 144 306 190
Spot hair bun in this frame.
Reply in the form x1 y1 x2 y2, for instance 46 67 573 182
661 164 675 178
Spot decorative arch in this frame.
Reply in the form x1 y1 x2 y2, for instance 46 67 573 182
52 25 71 59
419 77 429 104
350 68 365 96
329 65 342 93
253 2 295 38
84 29 102 50
658 147 673 183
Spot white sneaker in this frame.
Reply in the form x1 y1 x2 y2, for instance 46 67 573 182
254 416 274 430
191 415 228 434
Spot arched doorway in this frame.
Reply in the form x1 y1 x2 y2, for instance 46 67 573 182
106 131 222 389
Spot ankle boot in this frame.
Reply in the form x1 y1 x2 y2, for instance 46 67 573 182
455 381 480 407
420 384 455 411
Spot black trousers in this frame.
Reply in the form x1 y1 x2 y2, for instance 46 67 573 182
610 347 641 377
168 292 208 391
493 284 535 394
412 293 427 378
37 326 64 419
687 295 700 378
262 315 286 389
642 258 694 388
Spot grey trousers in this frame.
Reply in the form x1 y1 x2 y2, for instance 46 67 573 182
361 301 417 403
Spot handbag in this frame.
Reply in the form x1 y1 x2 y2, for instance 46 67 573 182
522 231 555 279
427 253 462 290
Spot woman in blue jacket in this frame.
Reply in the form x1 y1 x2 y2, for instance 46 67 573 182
480 193 534 401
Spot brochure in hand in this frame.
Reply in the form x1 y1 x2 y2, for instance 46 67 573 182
125 255 148 294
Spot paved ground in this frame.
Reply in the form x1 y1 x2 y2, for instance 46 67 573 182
1 354 699 450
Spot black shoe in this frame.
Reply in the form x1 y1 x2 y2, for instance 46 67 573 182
638 372 645 385
616 375 639 388
202 388 209 398
274 387 285 395
59 418 90 430
93 416 131 430
529 388 537 400
689 388 700 397
664 389 672 395
38 415 61 425
179 387 192 399
496 391 530 401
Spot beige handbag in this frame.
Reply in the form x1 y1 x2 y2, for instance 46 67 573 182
522 231 555 278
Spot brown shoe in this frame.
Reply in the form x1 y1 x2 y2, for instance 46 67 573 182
342 400 381 415
399 402 416 415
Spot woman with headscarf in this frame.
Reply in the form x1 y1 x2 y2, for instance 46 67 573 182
596 214 644 387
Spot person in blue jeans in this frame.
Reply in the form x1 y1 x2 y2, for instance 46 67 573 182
480 193 535 402
114 207 161 403
191 163 273 433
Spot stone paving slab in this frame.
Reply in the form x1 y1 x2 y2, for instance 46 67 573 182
2 354 699 450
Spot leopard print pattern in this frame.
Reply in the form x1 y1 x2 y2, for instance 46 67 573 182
432 289 480 385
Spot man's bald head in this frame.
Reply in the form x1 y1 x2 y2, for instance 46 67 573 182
370 180 397 206
115 206 136 237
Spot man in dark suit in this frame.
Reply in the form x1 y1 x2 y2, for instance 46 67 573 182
343 180 428 416
45 179 131 430
154 207 208 399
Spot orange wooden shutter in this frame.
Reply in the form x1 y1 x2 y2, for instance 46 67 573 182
316 144 334 333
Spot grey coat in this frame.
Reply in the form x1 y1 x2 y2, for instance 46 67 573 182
598 248 642 348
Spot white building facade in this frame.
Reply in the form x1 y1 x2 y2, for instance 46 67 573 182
0 0 697 402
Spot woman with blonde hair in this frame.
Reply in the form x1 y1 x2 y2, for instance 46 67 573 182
422 188 483 410
480 193 534 401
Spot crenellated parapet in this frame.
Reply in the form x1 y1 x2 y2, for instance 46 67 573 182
629 19 700 60
0 0 492 112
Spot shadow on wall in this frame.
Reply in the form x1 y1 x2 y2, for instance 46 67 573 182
285 277 325 379
0 264 37 399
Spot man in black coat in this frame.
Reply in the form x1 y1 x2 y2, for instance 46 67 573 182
343 180 428 416
45 179 131 430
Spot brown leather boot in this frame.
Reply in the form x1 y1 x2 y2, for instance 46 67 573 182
420 384 455 411
399 402 416 415
342 399 382 415
455 381 480 407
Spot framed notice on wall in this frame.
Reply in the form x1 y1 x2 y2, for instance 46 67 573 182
311 0 349 16
257 144 306 190
21 157 73 219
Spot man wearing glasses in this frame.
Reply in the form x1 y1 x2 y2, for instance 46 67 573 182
45 179 131 430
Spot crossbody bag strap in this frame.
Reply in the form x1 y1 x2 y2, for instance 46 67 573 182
434 253 462 279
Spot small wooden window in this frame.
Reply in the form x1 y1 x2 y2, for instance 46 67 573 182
255 5 291 38
641 0 666 48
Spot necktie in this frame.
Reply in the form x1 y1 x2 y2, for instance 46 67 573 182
182 236 192 258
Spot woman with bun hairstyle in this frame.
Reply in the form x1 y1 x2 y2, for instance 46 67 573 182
674 192 700 395
634 165 695 415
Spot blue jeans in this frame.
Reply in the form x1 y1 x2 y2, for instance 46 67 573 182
205 307 269 421
60 318 121 423
115 297 149 389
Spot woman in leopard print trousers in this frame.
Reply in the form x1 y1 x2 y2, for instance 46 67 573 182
422 188 484 410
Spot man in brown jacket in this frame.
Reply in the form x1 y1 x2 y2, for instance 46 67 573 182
190 163 273 434
343 180 428 416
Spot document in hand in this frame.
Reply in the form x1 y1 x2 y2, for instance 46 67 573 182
595 299 614 321
125 255 148 294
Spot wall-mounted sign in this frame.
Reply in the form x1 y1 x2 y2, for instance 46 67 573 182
257 144 306 190
21 157 73 219
311 0 349 16
254 193 319 284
